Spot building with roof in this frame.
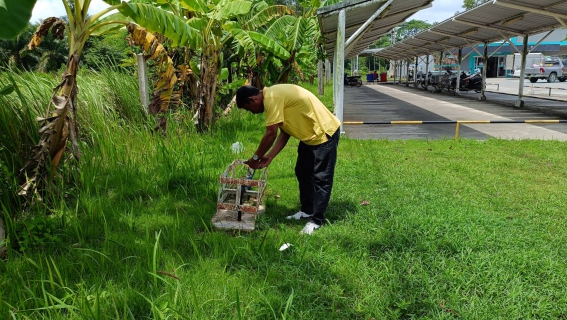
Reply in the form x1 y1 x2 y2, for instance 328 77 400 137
461 29 567 78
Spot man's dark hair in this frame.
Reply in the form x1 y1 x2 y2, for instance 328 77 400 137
236 85 260 109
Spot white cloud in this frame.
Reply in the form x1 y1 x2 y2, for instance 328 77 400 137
411 0 463 24
31 0 110 23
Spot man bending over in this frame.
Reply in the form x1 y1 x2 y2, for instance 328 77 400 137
236 84 340 235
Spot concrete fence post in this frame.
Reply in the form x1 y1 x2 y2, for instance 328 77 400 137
318 60 324 95
137 53 150 112
325 59 331 85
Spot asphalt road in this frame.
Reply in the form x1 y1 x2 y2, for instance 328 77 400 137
342 82 567 140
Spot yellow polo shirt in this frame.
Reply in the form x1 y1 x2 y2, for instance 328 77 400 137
264 84 340 146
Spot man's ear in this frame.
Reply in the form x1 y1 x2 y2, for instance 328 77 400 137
248 95 258 104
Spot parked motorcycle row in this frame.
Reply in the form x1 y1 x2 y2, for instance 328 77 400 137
414 68 483 94
344 75 363 87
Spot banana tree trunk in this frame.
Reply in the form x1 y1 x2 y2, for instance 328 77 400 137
19 53 80 201
0 216 6 259
50 55 79 168
278 52 296 84
245 66 263 89
196 49 219 131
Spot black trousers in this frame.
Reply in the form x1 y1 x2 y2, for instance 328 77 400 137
295 129 340 225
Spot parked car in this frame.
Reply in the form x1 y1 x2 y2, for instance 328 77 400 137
511 53 564 83
559 59 567 82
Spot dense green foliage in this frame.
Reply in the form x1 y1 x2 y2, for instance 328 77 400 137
82 29 132 70
2 70 567 318
463 0 490 10
370 19 433 50
0 24 68 72
0 23 131 72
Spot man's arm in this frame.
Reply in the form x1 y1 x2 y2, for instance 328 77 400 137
260 128 290 167
247 123 280 169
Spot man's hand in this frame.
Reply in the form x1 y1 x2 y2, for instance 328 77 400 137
258 155 273 169
246 157 262 169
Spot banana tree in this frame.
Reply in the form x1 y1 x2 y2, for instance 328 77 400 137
230 0 294 87
180 0 289 130
259 0 322 84
1 1 200 203
267 17 319 83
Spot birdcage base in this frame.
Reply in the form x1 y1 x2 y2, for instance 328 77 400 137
212 205 265 232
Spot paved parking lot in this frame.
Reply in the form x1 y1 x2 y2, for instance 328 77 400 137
484 77 567 101
343 81 567 140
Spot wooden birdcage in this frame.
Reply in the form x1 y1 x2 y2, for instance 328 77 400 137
212 160 267 231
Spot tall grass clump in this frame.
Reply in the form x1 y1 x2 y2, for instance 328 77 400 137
0 66 154 255
0 70 58 213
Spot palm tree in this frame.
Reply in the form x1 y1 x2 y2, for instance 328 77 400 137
34 32 69 72
0 24 40 70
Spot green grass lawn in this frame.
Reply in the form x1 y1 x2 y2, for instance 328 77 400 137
1 72 567 319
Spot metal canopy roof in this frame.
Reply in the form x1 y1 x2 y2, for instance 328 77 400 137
376 0 567 60
317 0 433 59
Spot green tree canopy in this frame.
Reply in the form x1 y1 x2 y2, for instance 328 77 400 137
395 19 432 41
370 19 431 49
463 0 489 10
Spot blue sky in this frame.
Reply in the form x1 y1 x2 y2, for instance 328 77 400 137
31 0 464 25
31 0 110 23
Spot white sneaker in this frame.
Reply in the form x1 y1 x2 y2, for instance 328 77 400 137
300 222 321 235
286 211 312 220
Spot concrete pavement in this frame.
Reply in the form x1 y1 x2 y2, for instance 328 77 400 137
483 77 567 103
343 82 567 140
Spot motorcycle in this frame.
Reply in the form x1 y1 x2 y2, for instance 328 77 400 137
345 75 362 87
460 69 483 93
415 71 426 89
449 71 470 94
429 68 454 93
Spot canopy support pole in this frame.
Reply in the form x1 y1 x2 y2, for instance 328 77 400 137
392 60 396 84
396 61 400 84
333 9 346 132
456 47 462 95
480 42 488 101
406 59 410 86
395 60 398 84
400 60 403 84
425 55 430 88
318 59 324 95
325 59 331 85
516 34 529 107
414 56 419 87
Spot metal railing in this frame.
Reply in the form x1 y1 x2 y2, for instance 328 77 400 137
343 120 567 139
525 85 567 97
486 83 500 91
